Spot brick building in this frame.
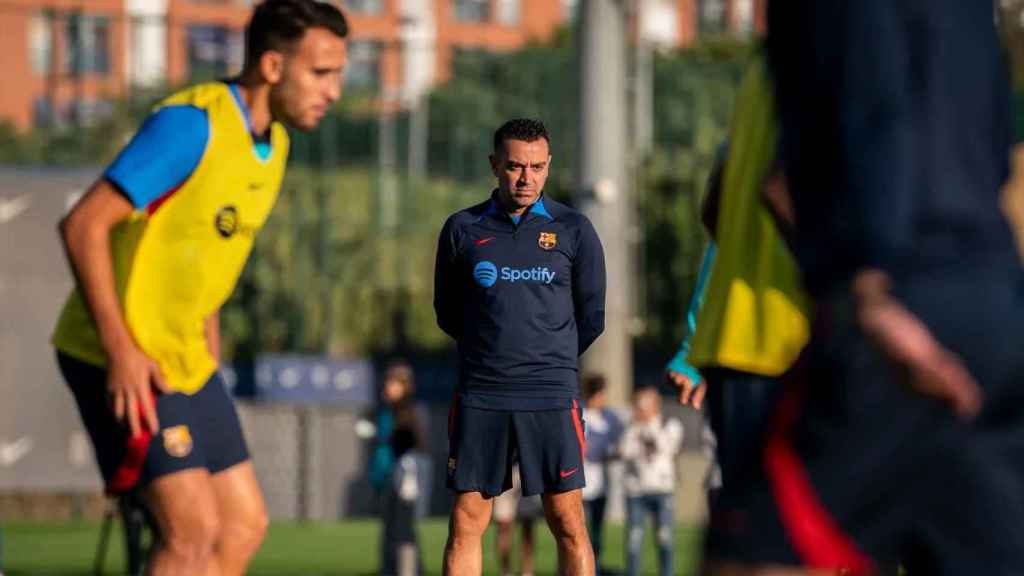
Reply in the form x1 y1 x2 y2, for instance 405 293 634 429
0 0 763 131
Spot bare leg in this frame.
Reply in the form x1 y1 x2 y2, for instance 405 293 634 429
144 469 221 576
208 462 268 576
520 517 535 576
496 521 514 576
443 492 493 576
541 489 593 576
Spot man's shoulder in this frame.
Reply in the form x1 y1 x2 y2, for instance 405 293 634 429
443 198 491 230
543 198 594 232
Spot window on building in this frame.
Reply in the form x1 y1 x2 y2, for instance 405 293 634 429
33 97 56 128
344 0 383 14
454 0 489 23
698 0 727 35
561 0 579 23
69 98 115 126
495 0 520 25
187 26 244 81
65 14 111 75
29 11 54 75
345 40 381 92
733 0 754 36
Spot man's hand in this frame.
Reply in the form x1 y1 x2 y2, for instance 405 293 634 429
667 370 706 410
853 270 982 420
107 344 169 437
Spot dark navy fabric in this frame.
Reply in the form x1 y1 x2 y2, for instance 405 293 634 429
104 105 209 210
58 353 249 486
766 0 1017 297
707 271 1024 575
446 395 586 497
434 193 606 410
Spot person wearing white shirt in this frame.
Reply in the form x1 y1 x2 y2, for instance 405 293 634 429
619 387 684 576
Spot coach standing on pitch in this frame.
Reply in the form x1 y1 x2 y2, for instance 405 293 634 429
434 118 606 576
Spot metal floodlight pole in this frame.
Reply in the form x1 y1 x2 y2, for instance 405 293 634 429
577 0 633 407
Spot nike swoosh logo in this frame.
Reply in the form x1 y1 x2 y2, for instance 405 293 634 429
560 467 577 479
475 236 496 246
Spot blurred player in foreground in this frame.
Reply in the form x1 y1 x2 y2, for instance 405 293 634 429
706 1 1024 574
51 1 348 573
435 119 606 576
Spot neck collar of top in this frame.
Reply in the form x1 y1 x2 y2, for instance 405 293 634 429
487 190 554 225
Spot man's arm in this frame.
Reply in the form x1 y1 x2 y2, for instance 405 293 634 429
57 105 207 436
666 242 716 409
572 216 606 355
433 217 463 341
59 181 168 437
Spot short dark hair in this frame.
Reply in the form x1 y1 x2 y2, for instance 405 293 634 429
493 118 550 153
582 373 606 401
245 0 349 68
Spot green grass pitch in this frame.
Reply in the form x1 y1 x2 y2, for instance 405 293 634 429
1 519 702 575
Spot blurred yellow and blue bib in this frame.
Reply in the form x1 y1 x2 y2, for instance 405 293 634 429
52 82 290 393
688 56 810 377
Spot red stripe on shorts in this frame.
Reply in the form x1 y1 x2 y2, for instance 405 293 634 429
763 379 873 574
570 399 586 463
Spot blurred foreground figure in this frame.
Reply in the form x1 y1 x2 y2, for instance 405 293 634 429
51 1 348 573
705 1 1024 575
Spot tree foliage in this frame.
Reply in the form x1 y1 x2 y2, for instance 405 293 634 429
4 37 753 360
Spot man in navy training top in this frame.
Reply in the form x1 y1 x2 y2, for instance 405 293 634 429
435 118 606 576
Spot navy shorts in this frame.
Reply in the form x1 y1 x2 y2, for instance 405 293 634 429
707 271 1024 576
58 352 249 491
446 395 586 497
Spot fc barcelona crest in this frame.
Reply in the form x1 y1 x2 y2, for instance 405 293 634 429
162 425 193 458
538 232 557 250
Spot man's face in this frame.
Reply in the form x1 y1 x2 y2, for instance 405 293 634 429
270 27 347 131
490 138 551 212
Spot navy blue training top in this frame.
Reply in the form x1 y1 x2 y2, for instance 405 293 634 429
767 0 1018 297
434 193 606 411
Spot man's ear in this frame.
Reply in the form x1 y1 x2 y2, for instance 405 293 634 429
260 51 286 85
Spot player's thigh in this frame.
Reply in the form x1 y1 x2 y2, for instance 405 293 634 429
512 401 586 496
144 468 221 544
210 460 267 537
541 488 586 537
450 491 494 536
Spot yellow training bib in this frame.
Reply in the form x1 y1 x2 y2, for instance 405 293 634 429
52 82 290 393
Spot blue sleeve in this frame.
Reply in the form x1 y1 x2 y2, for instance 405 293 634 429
666 242 717 380
104 106 209 210
572 215 606 355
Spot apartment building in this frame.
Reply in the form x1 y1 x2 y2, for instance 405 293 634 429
0 0 763 131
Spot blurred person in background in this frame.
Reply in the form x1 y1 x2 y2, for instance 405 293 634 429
620 387 684 576
492 466 542 576
49 1 348 574
580 373 624 575
706 1 1024 574
367 361 430 576
435 118 606 576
